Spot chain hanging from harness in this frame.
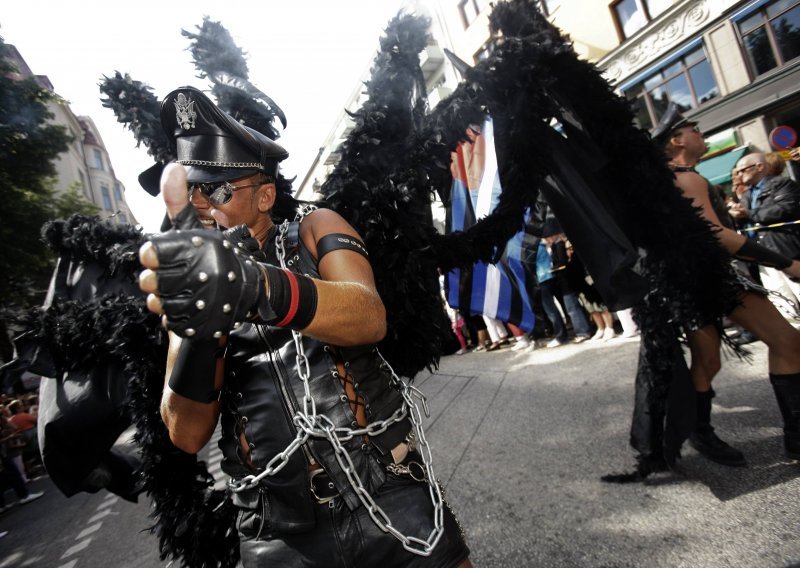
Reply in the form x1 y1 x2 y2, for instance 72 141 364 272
230 206 445 556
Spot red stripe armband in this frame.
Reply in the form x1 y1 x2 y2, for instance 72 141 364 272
263 265 318 330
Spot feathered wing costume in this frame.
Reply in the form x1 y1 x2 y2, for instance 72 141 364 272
16 2 741 566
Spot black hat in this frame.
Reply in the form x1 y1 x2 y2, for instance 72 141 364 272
650 102 697 145
159 86 288 186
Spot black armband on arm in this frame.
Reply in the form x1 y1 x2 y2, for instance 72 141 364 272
316 233 369 261
168 338 225 403
262 265 318 330
735 238 793 269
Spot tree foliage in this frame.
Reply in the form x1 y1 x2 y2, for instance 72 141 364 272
0 36 97 315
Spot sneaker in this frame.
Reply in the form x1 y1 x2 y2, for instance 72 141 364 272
546 338 566 348
589 329 604 341
18 491 44 505
602 328 617 341
454 348 466 355
689 428 746 467
0 531 7 539
486 341 503 352
572 335 590 344
511 338 531 351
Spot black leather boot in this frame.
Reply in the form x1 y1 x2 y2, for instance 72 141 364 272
769 373 800 460
688 389 747 466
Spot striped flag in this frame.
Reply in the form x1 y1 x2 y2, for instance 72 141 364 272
445 118 536 332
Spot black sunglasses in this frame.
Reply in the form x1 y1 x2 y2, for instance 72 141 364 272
187 176 273 206
733 164 758 176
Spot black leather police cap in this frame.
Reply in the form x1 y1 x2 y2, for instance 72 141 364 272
650 102 697 145
153 86 288 191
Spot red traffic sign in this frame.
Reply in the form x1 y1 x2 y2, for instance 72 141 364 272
769 125 797 149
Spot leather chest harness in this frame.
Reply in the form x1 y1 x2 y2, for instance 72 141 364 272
219 210 446 556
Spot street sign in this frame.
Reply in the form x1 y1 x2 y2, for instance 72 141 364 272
769 125 797 149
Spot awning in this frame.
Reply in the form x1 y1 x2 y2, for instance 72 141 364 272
695 146 748 186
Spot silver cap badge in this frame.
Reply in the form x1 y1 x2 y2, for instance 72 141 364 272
174 92 197 130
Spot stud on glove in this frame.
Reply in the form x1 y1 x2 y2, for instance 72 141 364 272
144 228 275 339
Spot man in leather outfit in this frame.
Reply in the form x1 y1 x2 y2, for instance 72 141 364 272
652 103 800 465
729 151 800 317
138 87 471 567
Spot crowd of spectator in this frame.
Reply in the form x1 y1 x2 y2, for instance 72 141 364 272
442 146 800 357
0 393 44 516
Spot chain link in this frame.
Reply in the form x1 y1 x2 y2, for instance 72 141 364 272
229 213 444 556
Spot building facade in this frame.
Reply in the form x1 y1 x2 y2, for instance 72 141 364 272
4 45 137 225
597 0 800 184
299 0 800 196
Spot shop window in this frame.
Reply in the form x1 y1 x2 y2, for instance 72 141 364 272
737 0 800 77
612 0 672 40
622 45 719 130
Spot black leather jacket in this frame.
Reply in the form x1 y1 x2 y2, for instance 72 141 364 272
741 176 800 259
220 220 410 532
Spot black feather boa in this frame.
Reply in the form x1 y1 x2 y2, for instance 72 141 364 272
322 1 742 474
37 216 239 568
319 14 454 379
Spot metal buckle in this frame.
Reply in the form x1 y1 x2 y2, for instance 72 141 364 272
386 460 427 482
309 469 338 504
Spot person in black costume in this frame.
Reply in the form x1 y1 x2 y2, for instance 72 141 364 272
653 103 800 464
137 87 471 568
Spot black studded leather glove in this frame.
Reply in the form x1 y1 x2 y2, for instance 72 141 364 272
222 224 267 261
146 229 276 339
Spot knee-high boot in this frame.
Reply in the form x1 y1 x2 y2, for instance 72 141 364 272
689 389 746 466
769 373 800 460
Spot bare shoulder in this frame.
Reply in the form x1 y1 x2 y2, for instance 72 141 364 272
299 208 365 259
673 169 708 199
301 208 361 237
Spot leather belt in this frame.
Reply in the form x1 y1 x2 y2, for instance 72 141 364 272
308 441 412 504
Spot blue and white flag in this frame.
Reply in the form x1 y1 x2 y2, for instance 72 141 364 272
445 118 536 331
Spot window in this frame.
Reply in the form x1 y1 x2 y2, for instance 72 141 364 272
459 0 488 27
737 0 800 77
623 45 719 130
113 182 123 203
93 148 104 170
118 213 128 225
79 171 89 197
101 185 113 210
612 0 672 40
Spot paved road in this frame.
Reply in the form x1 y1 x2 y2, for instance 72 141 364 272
1 336 797 567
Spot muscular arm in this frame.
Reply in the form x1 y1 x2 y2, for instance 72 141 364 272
159 332 224 454
297 208 386 346
675 171 800 278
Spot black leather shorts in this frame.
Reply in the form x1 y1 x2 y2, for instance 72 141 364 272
237 472 469 567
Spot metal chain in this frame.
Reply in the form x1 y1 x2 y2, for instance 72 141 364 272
230 211 444 556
